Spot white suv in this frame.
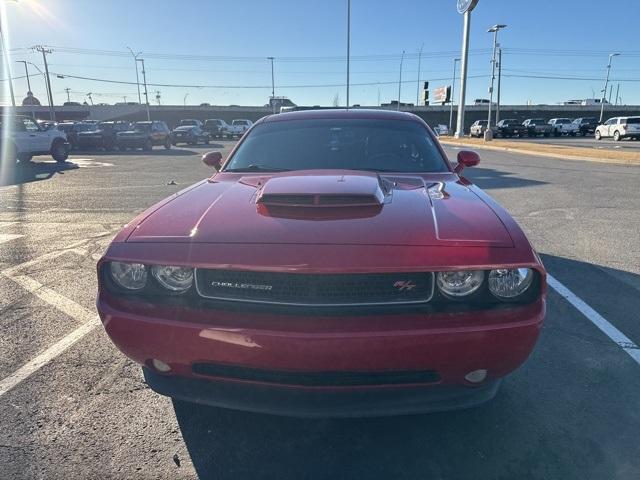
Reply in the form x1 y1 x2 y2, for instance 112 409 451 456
548 118 578 136
595 116 640 141
2 115 69 163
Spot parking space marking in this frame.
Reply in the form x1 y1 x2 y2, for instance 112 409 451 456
0 233 22 244
548 274 640 365
0 320 98 398
0 235 115 399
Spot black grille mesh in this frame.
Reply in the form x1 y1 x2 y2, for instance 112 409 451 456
195 270 433 305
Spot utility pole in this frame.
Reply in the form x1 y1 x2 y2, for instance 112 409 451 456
455 0 479 138
496 47 502 124
397 50 405 111
346 0 350 109
34 45 55 121
267 57 275 114
485 24 507 140
614 84 620 106
416 43 424 107
449 58 460 133
137 58 150 120
127 47 142 104
64 88 71 103
599 53 619 123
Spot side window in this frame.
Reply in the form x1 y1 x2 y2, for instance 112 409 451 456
23 118 40 132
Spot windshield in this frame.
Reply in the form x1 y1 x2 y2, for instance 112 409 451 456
224 119 448 173
134 122 151 132
180 120 198 126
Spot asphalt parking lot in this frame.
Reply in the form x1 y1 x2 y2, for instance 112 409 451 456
502 135 640 151
1 142 639 479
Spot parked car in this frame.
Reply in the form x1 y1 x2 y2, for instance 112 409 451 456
470 119 488 137
77 121 132 150
117 121 172 151
595 116 640 141
547 118 578 137
226 119 253 138
97 109 546 417
177 119 203 128
171 124 210 146
203 119 230 139
432 124 449 136
57 122 95 150
494 119 524 138
522 118 552 137
572 117 598 136
1 114 69 163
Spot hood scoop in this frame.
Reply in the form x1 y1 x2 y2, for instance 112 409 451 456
256 172 387 208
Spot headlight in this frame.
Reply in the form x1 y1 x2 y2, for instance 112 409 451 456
436 270 484 298
109 262 147 290
151 265 194 292
488 268 534 299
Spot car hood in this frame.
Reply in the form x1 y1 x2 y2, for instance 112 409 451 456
118 130 146 136
174 126 196 132
126 171 513 247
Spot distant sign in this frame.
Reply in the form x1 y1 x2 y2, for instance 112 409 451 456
457 0 479 14
433 86 451 104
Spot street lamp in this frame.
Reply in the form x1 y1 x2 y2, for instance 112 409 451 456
599 53 620 123
397 50 405 111
0 0 18 107
126 46 142 104
267 57 275 113
485 23 507 141
449 58 460 133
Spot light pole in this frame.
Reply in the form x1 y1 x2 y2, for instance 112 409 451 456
346 0 350 109
455 0 479 138
496 47 502 124
485 24 507 141
599 53 619 123
267 56 275 113
0 2 16 107
127 46 142 104
136 58 150 120
25 60 53 118
16 60 31 92
449 58 460 133
416 43 424 107
397 50 405 111
183 93 189 106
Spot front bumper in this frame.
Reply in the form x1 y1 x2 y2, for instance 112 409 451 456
98 293 544 416
117 136 146 147
77 136 104 148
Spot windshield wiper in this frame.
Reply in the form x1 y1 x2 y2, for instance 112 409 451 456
225 164 291 172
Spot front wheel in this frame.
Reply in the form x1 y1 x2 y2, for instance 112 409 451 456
143 139 153 151
51 140 69 163
595 130 602 140
164 138 171 150
613 131 621 142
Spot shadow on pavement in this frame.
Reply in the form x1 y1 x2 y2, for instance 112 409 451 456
0 161 79 187
462 166 547 190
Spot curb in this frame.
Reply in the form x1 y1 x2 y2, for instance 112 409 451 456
439 140 640 166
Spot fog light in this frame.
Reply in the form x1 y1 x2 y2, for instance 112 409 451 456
464 369 488 384
151 359 172 373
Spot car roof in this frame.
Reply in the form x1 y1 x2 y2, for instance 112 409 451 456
260 108 421 124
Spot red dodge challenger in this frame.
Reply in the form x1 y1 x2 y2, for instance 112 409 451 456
97 109 546 417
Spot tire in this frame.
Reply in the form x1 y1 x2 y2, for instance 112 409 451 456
595 130 602 140
613 131 621 142
143 139 153 151
51 139 69 163
204 137 210 145
543 132 549 138
164 138 171 150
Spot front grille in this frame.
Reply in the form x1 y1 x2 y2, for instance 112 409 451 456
195 270 434 306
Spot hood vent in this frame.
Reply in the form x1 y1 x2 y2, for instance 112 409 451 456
256 172 387 208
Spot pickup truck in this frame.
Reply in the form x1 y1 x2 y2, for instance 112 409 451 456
225 119 253 138
203 119 230 139
2 115 69 163
522 118 552 137
572 117 598 136
548 118 579 137
494 119 524 138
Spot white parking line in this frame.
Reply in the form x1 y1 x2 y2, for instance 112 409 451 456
0 233 22 244
548 274 640 365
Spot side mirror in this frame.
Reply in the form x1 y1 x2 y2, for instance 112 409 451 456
454 150 480 173
202 151 223 170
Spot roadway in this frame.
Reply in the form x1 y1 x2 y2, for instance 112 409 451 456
1 142 639 479
499 134 640 151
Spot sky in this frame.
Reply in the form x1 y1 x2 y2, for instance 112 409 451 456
2 0 640 107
